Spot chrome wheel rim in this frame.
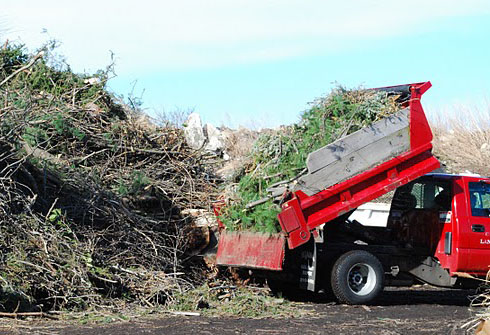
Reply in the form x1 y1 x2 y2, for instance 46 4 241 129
347 263 376 296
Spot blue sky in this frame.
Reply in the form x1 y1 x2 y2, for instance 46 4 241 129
3 1 490 128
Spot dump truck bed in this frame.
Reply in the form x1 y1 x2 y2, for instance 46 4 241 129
217 81 439 270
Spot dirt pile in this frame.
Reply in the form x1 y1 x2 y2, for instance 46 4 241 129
0 43 219 312
219 88 403 233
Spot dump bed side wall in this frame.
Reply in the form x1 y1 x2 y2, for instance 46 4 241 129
295 109 410 196
216 82 438 269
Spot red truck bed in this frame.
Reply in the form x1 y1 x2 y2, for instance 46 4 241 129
217 82 439 270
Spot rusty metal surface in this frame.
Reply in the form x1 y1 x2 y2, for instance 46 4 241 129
216 230 285 270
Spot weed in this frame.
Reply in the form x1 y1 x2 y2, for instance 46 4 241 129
0 44 28 75
22 126 48 146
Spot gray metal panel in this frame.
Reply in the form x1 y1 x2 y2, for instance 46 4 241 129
294 109 410 196
445 232 452 255
305 109 409 174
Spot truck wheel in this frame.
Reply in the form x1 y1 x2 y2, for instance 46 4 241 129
331 250 384 305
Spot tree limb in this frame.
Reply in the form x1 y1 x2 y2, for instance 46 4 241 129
0 51 44 87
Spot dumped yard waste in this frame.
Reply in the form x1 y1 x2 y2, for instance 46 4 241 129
219 88 403 233
5 40 487 320
0 42 219 313
169 281 309 318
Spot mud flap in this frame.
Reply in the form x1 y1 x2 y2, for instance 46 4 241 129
300 242 317 291
300 231 323 291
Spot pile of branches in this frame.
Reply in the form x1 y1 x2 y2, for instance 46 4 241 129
0 43 218 312
220 88 402 233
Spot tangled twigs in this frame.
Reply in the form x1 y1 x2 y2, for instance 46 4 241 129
0 42 220 313
0 51 44 87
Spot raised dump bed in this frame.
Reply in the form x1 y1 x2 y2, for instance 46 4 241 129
217 82 439 270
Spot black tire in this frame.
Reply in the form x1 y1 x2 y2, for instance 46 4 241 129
331 250 384 305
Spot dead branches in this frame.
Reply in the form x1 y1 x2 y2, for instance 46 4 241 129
0 43 220 313
0 51 44 87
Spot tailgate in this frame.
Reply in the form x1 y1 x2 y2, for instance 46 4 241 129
216 230 285 270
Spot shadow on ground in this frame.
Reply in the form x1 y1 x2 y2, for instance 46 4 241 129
278 285 474 307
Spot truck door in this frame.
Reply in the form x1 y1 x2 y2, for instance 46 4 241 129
464 181 490 271
389 177 451 254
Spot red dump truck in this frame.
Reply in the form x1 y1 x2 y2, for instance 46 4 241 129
216 82 490 304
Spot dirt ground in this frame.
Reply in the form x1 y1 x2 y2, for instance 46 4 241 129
0 287 478 335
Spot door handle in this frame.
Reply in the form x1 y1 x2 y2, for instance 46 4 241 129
472 224 485 232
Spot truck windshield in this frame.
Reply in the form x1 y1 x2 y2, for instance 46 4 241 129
469 182 490 217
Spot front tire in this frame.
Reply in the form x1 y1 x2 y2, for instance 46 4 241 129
331 250 384 305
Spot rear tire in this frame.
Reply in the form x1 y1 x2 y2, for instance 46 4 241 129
331 250 384 305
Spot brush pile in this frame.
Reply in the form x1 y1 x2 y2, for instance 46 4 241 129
0 43 219 312
220 88 402 233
